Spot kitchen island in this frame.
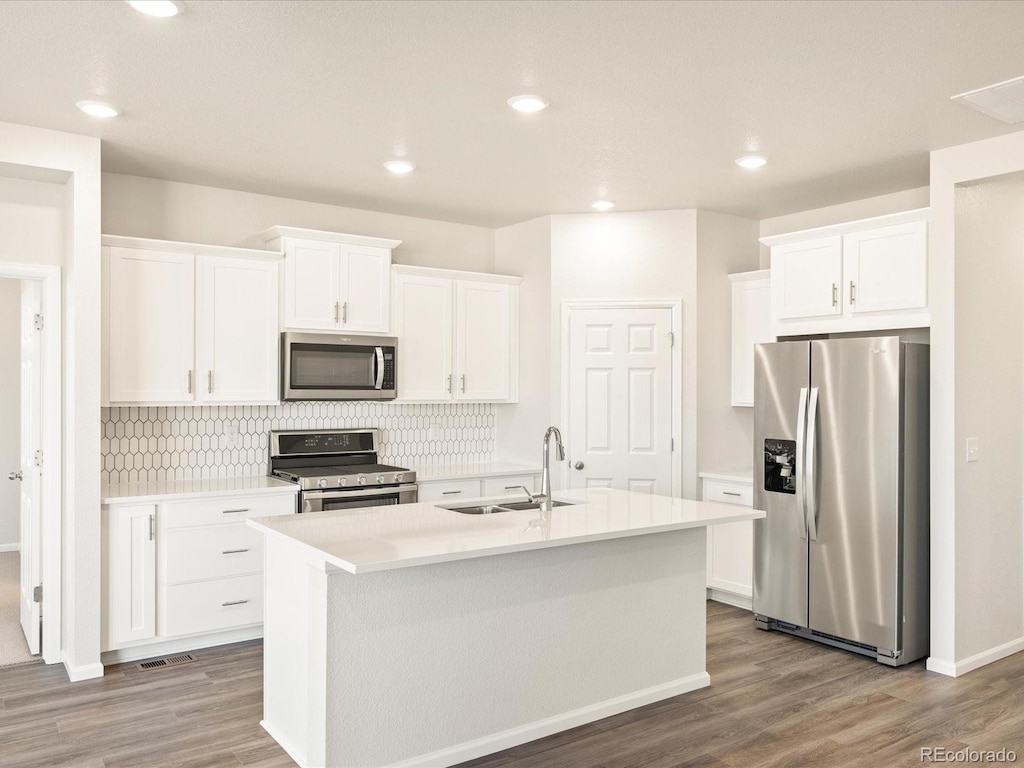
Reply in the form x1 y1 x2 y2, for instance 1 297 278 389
248 488 764 768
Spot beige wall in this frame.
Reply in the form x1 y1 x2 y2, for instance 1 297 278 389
101 173 495 273
952 173 1024 659
0 279 19 547
494 216 552 466
695 211 760 477
0 175 65 266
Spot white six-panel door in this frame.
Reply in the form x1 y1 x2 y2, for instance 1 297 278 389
196 256 279 403
19 280 42 655
567 307 673 494
455 280 511 401
392 272 454 400
107 247 195 403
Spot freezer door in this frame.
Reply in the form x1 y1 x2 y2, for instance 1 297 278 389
808 338 901 652
753 341 810 627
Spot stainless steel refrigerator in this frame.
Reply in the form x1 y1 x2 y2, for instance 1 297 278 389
752 337 929 666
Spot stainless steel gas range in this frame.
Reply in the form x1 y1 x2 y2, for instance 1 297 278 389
269 429 417 513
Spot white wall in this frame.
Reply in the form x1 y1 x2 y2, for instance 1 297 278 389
929 127 1024 676
695 211 760 476
0 279 19 548
101 173 495 273
0 121 103 679
0 175 65 266
550 211 700 499
494 216 551 466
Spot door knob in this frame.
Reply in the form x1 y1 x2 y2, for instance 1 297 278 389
574 461 584 470
8 471 22 481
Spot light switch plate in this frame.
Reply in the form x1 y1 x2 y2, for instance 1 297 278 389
966 437 980 463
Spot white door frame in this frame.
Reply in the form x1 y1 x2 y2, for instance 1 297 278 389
1 263 61 664
560 299 683 496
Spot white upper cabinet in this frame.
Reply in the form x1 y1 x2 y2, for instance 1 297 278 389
456 280 512 401
392 265 520 403
770 236 842 320
762 209 929 337
196 256 279 403
103 236 283 406
730 270 772 408
260 227 400 334
107 247 196 403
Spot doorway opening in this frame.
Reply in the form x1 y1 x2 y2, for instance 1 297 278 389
0 266 61 667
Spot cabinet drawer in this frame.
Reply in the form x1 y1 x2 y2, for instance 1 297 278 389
163 524 264 584
161 493 295 529
417 479 483 503
163 575 263 637
484 475 538 497
703 479 753 507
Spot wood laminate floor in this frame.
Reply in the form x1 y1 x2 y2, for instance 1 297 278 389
1 602 1023 767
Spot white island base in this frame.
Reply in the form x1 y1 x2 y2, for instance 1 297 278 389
252 489 763 768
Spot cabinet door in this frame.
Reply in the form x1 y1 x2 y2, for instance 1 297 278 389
107 247 195 403
455 280 511 401
196 256 280 403
392 273 454 400
282 239 341 330
844 221 927 314
702 480 753 603
339 245 391 333
102 503 156 648
770 236 843 320
731 275 772 407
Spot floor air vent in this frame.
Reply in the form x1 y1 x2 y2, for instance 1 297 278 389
137 653 197 671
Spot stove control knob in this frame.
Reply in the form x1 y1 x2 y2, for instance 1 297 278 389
339 477 347 487
394 473 404 483
358 475 367 486
377 475 385 484
317 478 328 489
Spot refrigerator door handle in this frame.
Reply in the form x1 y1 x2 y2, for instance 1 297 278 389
806 386 820 541
796 386 809 540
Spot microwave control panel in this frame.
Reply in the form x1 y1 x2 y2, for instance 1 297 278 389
382 352 395 388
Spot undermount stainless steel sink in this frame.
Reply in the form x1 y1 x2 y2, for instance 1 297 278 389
439 500 575 515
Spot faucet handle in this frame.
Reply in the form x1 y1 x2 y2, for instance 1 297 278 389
510 485 537 503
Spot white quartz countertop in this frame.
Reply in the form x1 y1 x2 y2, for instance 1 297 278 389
412 463 542 482
248 488 765 574
698 470 753 484
102 475 298 504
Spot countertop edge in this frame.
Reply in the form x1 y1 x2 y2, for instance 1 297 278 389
414 464 543 482
698 471 753 484
102 478 299 505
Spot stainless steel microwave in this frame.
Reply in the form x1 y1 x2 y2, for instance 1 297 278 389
281 332 397 401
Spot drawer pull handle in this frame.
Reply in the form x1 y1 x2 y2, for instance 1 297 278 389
504 485 520 490
222 508 250 514
221 548 250 555
222 599 249 607
722 491 742 497
442 490 462 496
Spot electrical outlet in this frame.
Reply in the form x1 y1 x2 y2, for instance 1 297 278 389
427 422 440 441
223 423 240 449
965 437 980 463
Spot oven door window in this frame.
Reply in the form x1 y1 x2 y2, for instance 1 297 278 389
320 493 399 512
290 344 375 390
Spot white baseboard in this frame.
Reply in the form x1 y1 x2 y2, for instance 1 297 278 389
62 653 104 682
0 543 20 553
261 720 313 768
707 587 752 611
928 635 1024 677
100 625 263 665
386 672 712 768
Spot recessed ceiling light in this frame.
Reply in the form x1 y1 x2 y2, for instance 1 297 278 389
126 0 184 17
384 160 416 175
75 100 121 119
592 200 615 211
735 154 768 169
507 95 550 113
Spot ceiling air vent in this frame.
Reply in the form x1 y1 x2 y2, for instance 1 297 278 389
137 653 197 671
952 75 1024 124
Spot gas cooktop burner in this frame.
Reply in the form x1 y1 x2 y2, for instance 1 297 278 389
268 429 416 492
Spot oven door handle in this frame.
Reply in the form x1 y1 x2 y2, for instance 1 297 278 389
374 347 385 390
305 485 416 501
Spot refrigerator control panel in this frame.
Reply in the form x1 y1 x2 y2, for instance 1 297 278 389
764 439 796 494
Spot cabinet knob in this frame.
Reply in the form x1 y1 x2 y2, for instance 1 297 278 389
574 461 585 470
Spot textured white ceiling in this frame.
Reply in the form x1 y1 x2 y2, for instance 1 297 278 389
0 0 1021 227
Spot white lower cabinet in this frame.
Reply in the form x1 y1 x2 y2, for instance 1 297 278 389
702 475 754 610
101 490 295 656
417 472 540 503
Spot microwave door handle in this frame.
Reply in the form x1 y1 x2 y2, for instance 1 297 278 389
374 347 385 390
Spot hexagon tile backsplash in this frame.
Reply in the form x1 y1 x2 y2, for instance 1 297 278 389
101 402 496 484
